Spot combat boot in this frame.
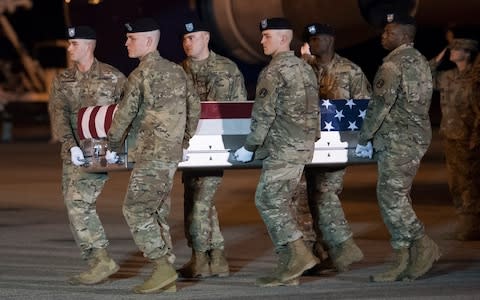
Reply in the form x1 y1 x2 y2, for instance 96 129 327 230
68 248 119 285
370 248 409 282
256 238 318 287
330 237 364 272
400 235 441 281
210 249 230 277
455 214 480 241
177 249 210 278
134 256 178 294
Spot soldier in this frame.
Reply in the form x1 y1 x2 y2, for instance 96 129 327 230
292 23 371 273
178 20 247 278
48 25 126 285
105 17 200 293
355 13 441 282
430 28 480 240
234 17 320 287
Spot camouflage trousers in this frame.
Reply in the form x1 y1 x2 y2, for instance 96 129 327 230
123 160 176 262
291 167 353 248
182 170 225 252
376 150 425 249
443 139 480 215
62 162 109 260
255 158 304 251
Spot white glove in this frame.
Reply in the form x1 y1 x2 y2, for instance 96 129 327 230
70 146 85 166
105 150 119 164
355 141 373 159
234 146 254 163
182 148 189 161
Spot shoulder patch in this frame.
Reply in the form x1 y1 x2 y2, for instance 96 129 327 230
258 88 269 98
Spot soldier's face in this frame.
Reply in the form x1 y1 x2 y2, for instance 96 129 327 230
381 24 404 50
182 31 209 59
261 30 282 56
449 48 470 63
308 34 334 56
125 33 150 58
67 39 91 63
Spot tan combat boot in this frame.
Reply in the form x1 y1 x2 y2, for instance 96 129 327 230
256 238 319 287
400 235 441 281
455 214 480 241
210 249 230 277
134 256 178 294
330 237 364 272
177 249 210 278
370 248 409 282
68 248 119 285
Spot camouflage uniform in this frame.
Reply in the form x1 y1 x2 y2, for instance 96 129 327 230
181 50 247 252
107 51 200 261
245 51 319 251
49 59 126 260
358 43 432 249
293 53 372 248
430 61 480 219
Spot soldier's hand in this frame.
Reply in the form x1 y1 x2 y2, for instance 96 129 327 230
355 142 373 159
105 150 119 164
182 148 190 161
70 146 85 166
434 48 447 64
234 146 254 163
300 43 311 56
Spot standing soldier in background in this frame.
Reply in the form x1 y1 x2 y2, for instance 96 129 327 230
355 13 441 282
234 17 320 287
49 26 126 285
178 20 247 279
430 28 480 240
293 23 371 273
106 17 200 294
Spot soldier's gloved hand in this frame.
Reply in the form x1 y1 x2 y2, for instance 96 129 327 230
105 150 119 164
355 141 373 159
234 146 254 163
70 146 85 166
182 148 189 161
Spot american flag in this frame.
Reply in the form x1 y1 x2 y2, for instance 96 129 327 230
320 99 369 132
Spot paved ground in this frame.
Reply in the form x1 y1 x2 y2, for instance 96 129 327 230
1 128 480 299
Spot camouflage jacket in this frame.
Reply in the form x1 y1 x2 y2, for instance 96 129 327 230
108 51 200 163
358 43 433 154
430 61 480 144
49 58 126 160
307 53 372 99
181 50 247 101
245 51 319 164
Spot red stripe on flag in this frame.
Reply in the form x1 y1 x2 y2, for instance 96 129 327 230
77 107 87 140
104 104 117 133
89 106 101 139
200 102 254 119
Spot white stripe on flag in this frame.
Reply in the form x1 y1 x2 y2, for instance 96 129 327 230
81 106 94 139
95 105 108 138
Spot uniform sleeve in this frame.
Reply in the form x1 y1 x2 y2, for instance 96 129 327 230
244 71 278 151
184 76 201 148
358 61 401 144
107 72 141 152
49 76 77 154
349 66 372 99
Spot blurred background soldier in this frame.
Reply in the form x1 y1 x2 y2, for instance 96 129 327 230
48 25 126 285
234 17 319 287
430 27 480 240
106 17 200 294
178 19 247 279
355 13 441 282
293 22 371 273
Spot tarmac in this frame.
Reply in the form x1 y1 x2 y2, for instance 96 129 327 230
1 126 479 299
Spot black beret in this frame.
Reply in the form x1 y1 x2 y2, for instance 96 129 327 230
303 23 335 42
385 13 416 26
66 26 96 40
182 20 208 35
124 17 159 33
259 17 292 31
